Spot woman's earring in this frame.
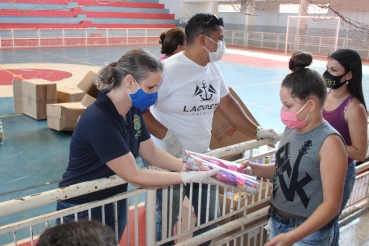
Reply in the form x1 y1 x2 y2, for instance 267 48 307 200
346 80 349 84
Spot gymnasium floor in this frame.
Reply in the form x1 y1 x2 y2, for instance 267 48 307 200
0 45 369 245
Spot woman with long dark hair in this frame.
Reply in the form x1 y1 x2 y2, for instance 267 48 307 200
322 48 368 246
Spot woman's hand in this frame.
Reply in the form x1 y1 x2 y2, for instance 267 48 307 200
181 168 226 187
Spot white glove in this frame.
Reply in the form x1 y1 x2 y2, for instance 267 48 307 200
162 129 183 158
181 168 226 187
256 128 278 144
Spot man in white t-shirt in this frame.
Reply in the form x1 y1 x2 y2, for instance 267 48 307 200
143 13 278 245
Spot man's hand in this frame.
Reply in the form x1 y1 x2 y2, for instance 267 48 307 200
162 130 183 158
256 128 278 145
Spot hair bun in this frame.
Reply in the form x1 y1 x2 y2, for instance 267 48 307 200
289 50 313 71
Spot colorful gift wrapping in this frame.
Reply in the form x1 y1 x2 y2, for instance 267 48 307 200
182 152 259 195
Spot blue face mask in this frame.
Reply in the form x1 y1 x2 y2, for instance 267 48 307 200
129 79 158 112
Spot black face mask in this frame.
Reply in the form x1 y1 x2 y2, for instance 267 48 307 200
323 70 349 89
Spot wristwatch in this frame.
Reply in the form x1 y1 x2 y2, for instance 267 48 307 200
254 126 262 136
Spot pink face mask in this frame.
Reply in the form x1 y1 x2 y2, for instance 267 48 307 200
280 101 310 129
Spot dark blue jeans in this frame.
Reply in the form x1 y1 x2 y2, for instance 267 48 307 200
56 198 127 242
330 161 356 246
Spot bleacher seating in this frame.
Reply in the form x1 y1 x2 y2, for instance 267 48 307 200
0 0 176 29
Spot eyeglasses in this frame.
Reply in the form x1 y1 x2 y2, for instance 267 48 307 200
200 14 220 35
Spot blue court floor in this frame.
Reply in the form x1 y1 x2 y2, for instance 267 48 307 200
0 45 368 244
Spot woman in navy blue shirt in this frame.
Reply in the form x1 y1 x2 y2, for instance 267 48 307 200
57 48 221 241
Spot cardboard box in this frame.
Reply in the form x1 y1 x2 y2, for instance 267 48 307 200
77 70 99 107
45 70 99 131
77 70 99 99
218 192 238 226
47 102 86 131
216 182 272 246
222 153 245 162
173 196 197 244
57 86 85 103
21 79 57 120
219 181 272 214
13 80 23 113
81 94 96 108
173 180 271 244
210 87 260 150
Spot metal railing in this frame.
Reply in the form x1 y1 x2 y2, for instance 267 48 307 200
0 28 167 48
341 162 369 219
0 137 276 246
223 30 369 60
0 135 368 245
1 28 368 60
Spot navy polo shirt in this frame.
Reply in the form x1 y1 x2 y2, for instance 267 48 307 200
60 89 150 204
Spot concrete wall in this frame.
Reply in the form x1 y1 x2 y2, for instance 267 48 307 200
159 0 182 19
176 1 291 30
173 0 369 35
218 11 246 31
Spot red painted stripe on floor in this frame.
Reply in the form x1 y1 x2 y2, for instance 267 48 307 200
220 53 288 69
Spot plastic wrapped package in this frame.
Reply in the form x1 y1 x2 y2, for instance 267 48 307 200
183 150 252 175
182 152 259 195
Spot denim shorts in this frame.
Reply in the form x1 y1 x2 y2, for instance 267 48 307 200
265 206 333 246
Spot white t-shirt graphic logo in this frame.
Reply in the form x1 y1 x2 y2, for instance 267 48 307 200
193 80 218 101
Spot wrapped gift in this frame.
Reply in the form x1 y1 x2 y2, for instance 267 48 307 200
183 153 259 195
